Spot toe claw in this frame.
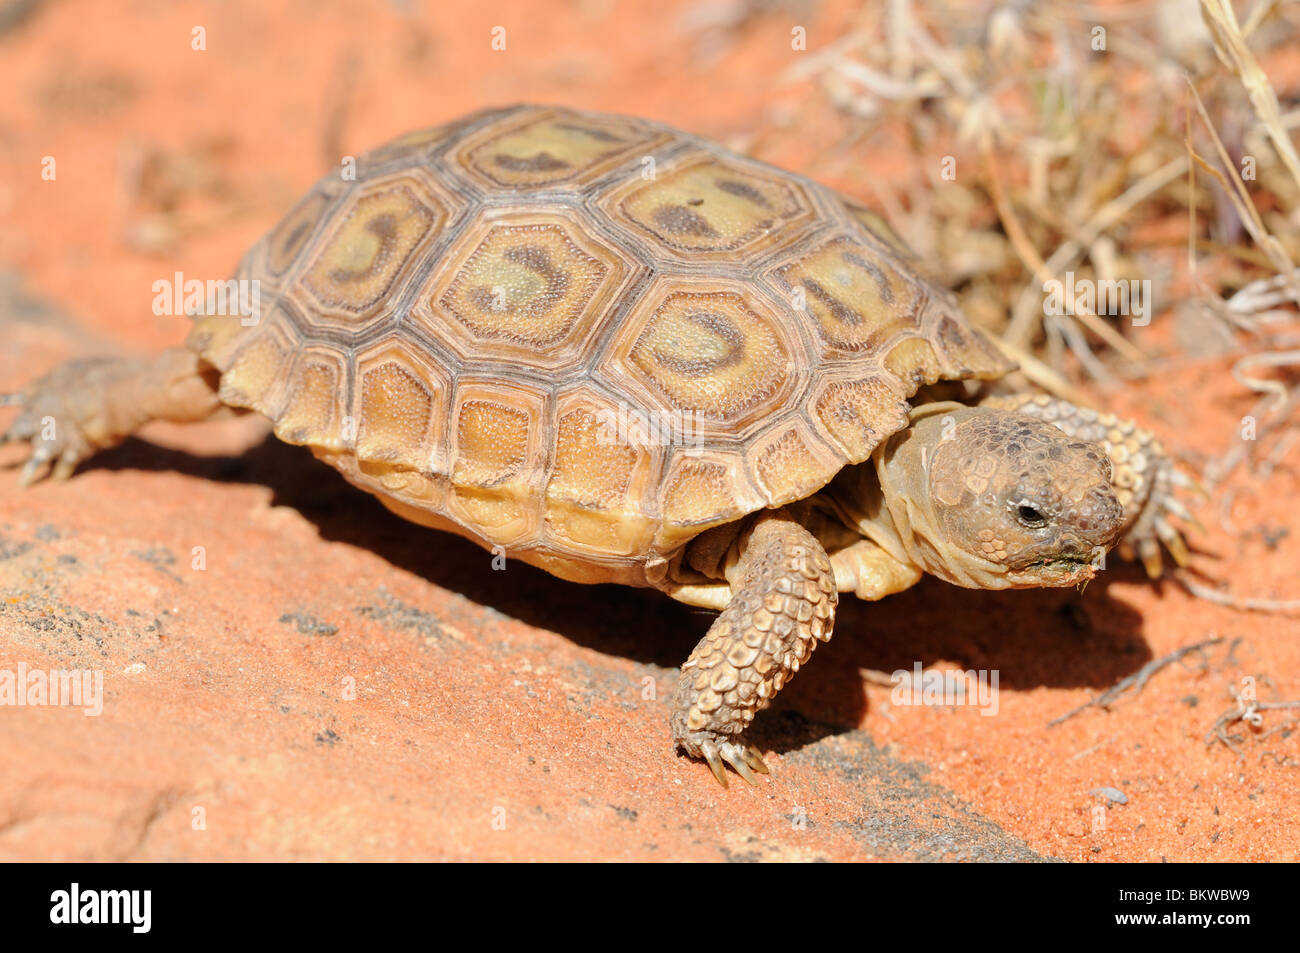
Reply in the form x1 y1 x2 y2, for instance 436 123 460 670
1155 519 1190 567
721 747 759 786
18 448 53 487
51 449 79 482
705 754 730 789
1139 536 1163 579
743 746 770 774
732 761 759 786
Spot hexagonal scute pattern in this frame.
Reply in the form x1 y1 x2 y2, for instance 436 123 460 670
810 373 910 462
655 451 763 548
770 236 923 355
612 154 811 259
273 348 350 449
745 421 840 506
610 287 799 430
457 108 666 189
299 178 449 325
214 105 1023 581
265 189 332 278
214 311 299 416
421 213 632 369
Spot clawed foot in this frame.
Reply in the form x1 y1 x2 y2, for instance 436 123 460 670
0 358 121 485
1118 453 1207 578
675 729 770 788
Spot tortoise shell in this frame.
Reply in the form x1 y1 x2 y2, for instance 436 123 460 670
187 104 1013 588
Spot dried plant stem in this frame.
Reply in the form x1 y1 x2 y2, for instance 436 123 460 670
981 136 1148 367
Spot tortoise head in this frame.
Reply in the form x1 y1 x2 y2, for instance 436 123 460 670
875 404 1125 589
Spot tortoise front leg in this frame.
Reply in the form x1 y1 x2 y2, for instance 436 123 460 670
1 347 225 484
672 510 837 787
981 393 1200 576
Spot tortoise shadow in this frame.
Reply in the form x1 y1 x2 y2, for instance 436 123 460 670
81 434 1155 756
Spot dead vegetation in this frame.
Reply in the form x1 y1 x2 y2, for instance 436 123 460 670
769 0 1300 611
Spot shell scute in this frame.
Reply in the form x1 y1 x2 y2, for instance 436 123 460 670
769 235 922 355
446 381 548 547
191 104 1015 579
300 177 449 326
607 154 815 260
413 208 641 371
456 108 667 189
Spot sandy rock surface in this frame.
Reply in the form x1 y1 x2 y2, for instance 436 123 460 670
1 0 1297 861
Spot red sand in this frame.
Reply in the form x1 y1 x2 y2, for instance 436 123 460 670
0 0 1297 861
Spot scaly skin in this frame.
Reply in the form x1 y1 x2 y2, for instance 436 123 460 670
0 348 224 484
671 510 838 787
980 393 1198 576
3 356 1192 789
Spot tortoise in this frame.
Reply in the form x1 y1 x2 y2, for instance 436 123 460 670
1 104 1193 786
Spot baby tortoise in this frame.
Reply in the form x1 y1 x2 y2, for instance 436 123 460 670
1 105 1195 786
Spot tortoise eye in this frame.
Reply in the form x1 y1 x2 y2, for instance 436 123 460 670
1016 504 1047 527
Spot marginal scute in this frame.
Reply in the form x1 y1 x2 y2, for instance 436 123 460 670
773 237 920 353
749 424 835 505
188 310 247 369
217 324 293 411
302 180 444 320
447 384 546 546
275 354 345 448
812 375 909 462
935 315 1015 378
453 399 531 487
615 156 809 257
883 337 942 388
660 455 753 530
545 402 654 555
357 361 434 467
460 109 663 188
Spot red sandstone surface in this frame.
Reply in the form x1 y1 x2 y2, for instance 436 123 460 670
0 0 1296 861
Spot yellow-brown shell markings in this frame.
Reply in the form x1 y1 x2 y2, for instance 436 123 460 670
611 156 813 259
446 381 548 548
414 211 637 370
457 109 667 189
301 180 447 323
623 290 792 426
266 189 336 278
352 337 450 480
543 391 656 557
841 200 919 262
771 236 922 354
187 104 1018 583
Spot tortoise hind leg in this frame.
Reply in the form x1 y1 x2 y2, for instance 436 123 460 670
1 347 225 485
672 510 838 787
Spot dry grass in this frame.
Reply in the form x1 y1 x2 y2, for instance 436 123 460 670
768 0 1300 605
783 0 1299 374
